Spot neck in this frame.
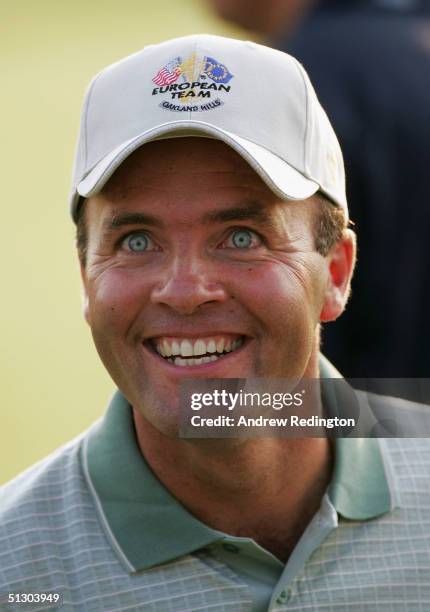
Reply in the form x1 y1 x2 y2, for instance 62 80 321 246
133 352 333 562
135 421 332 560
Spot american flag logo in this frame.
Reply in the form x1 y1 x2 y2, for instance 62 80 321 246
152 57 182 86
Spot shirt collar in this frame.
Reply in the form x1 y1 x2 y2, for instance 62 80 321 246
82 355 398 573
319 354 399 520
82 391 222 573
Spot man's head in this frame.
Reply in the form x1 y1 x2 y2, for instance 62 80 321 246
70 35 355 435
79 137 354 435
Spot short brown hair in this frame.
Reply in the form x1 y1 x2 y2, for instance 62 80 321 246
313 193 348 256
75 198 87 266
75 192 347 265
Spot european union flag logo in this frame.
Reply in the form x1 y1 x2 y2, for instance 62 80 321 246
203 56 234 84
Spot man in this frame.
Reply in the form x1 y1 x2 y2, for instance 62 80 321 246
208 0 430 379
1 34 429 611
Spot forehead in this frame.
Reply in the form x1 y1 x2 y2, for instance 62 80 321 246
102 137 270 200
86 137 317 231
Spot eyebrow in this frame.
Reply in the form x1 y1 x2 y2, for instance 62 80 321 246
202 201 280 231
101 201 280 238
101 211 165 238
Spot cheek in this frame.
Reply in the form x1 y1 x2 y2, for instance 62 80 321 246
234 259 325 323
87 268 151 335
236 258 328 369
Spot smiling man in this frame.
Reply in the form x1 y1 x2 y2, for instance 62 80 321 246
1 34 430 612
81 137 352 437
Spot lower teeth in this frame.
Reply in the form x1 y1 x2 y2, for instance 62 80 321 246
161 338 243 366
169 354 220 366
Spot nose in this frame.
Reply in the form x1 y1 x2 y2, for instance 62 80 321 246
150 254 228 315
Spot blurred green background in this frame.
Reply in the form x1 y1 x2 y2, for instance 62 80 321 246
0 1 244 484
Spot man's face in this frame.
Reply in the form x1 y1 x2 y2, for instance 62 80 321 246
81 138 343 435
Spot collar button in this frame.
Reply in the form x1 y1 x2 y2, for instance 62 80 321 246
276 588 292 605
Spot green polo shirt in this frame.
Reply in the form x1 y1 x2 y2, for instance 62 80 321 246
82 357 397 611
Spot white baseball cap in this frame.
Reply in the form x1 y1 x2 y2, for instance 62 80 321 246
70 34 347 221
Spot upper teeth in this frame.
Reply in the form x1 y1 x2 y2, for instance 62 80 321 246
154 336 243 358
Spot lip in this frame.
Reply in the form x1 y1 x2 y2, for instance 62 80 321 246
142 335 252 376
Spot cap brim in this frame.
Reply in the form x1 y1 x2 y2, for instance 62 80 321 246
73 121 319 219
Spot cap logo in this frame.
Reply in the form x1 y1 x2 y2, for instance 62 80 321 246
151 53 234 113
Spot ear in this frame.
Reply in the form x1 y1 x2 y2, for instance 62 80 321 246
79 261 91 326
319 229 356 323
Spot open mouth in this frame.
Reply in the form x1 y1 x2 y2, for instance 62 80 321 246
148 334 245 367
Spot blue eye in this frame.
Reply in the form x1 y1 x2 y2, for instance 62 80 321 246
125 233 149 252
231 229 254 248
